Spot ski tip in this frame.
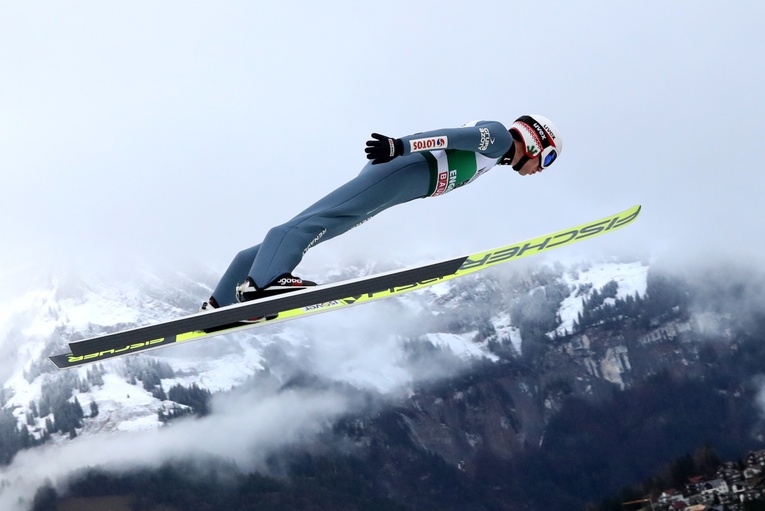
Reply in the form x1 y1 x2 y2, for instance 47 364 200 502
612 204 641 224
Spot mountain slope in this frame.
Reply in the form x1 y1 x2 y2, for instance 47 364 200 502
15 257 756 511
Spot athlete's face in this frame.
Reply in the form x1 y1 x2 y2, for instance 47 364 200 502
516 157 543 176
510 138 544 176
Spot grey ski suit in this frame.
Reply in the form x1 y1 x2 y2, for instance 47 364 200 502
212 120 513 306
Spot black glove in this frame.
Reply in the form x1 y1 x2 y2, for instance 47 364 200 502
365 133 404 164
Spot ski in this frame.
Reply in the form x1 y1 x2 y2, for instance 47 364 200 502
50 204 641 368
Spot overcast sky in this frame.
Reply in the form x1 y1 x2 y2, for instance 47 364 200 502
2 1 764 284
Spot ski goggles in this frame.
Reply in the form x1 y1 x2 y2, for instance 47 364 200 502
540 146 558 168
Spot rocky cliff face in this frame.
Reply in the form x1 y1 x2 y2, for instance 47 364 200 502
383 314 711 473
296 263 764 511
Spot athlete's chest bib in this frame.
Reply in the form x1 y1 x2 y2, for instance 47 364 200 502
422 150 499 197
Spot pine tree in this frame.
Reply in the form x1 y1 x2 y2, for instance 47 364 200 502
0 409 22 464
39 399 50 418
167 384 212 416
87 367 105 386
73 397 83 418
152 383 167 401
20 425 32 449
89 400 99 418
30 480 57 511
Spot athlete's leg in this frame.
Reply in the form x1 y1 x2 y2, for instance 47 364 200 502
210 244 260 307
248 159 431 287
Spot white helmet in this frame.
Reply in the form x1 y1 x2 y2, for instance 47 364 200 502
509 114 563 170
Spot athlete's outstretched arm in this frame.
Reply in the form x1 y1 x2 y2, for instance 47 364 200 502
365 121 513 164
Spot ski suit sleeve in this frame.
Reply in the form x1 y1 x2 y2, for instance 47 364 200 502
399 120 513 159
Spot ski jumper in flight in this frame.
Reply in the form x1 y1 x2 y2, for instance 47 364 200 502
204 115 563 310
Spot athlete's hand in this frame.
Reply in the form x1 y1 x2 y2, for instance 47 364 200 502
365 133 404 164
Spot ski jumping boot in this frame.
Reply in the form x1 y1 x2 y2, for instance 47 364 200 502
235 273 318 303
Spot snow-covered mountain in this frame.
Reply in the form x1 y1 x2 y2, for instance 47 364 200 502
0 257 651 509
2 258 651 432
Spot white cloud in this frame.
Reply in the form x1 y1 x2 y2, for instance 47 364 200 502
0 385 349 511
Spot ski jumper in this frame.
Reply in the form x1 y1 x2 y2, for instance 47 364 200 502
212 120 513 306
